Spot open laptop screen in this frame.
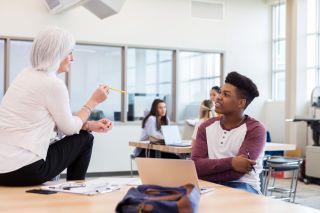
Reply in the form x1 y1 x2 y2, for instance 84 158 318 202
161 125 191 146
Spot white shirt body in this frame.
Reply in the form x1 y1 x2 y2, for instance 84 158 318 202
140 115 168 140
0 68 83 173
205 121 264 192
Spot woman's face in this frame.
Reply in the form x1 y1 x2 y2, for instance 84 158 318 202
157 102 166 117
58 52 73 73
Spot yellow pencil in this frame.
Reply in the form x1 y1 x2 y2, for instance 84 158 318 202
109 86 127 94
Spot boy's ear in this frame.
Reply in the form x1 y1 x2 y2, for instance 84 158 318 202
239 99 247 109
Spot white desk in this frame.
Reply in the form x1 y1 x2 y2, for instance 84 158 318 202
265 143 296 151
129 141 296 154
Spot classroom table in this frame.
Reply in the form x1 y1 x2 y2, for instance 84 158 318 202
0 179 318 213
129 141 296 156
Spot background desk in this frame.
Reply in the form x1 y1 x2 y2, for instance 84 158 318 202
129 141 296 154
129 141 191 154
265 143 296 151
0 180 318 213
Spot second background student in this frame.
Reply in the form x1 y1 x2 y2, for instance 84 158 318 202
191 99 213 147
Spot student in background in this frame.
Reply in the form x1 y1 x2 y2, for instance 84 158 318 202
210 86 221 117
191 100 213 147
0 27 113 186
134 99 179 159
191 72 265 194
210 86 220 104
186 87 220 128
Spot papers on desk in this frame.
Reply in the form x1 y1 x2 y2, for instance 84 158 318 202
41 177 139 196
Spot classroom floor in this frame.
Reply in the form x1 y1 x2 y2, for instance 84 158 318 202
269 178 320 210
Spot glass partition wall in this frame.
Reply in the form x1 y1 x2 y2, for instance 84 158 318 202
127 48 173 121
70 44 122 121
177 52 221 121
1 37 223 123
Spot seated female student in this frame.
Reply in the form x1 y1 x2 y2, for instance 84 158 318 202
0 27 113 186
134 99 179 159
191 100 213 147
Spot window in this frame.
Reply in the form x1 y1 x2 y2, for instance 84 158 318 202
1 35 224 123
9 40 65 84
0 40 4 98
177 52 220 121
9 40 32 84
127 48 173 121
306 0 320 98
271 3 286 101
69 44 122 121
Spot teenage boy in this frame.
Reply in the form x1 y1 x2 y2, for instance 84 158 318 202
191 71 265 194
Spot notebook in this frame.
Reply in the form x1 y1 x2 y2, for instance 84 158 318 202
161 125 191 147
135 158 214 194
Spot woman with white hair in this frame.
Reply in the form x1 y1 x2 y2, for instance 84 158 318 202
0 27 113 186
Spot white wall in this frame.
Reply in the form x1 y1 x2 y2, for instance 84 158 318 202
89 125 141 172
0 0 272 172
224 0 270 121
263 101 285 141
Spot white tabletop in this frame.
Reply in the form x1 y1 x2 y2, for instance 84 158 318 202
265 143 296 151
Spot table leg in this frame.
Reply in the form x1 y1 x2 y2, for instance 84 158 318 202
155 150 161 158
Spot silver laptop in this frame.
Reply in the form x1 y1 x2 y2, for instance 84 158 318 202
161 125 191 147
135 158 214 194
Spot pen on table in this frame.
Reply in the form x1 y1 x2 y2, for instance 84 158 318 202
245 150 256 173
109 86 127 94
62 185 86 190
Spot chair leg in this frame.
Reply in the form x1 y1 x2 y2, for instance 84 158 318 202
270 174 276 196
262 169 268 195
292 169 300 203
264 166 272 196
288 169 295 200
260 170 265 193
130 155 133 177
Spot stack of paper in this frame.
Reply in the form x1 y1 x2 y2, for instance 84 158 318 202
42 177 139 196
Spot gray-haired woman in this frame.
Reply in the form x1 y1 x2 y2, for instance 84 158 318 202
0 27 113 186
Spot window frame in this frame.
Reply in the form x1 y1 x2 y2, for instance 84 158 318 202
0 36 224 123
271 3 286 101
306 0 320 99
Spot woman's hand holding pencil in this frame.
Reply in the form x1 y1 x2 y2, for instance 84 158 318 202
90 84 109 105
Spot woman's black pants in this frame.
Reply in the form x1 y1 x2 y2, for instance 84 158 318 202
0 130 94 186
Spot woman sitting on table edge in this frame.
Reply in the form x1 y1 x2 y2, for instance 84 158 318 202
0 27 113 186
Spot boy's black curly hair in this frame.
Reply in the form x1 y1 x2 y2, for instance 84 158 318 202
225 71 259 108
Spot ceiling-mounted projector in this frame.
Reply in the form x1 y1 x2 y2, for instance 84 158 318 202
43 0 126 19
